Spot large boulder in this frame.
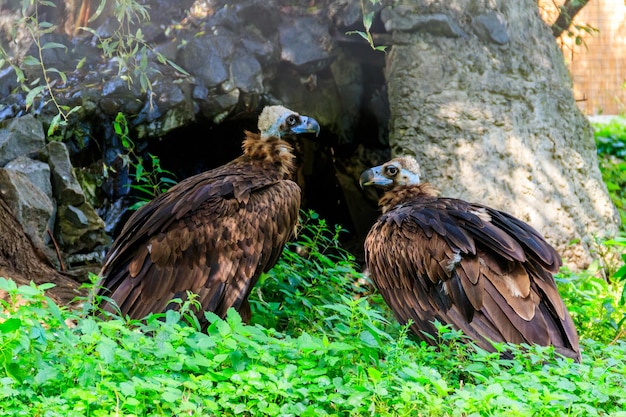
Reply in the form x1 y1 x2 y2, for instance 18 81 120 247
0 169 55 257
0 115 46 167
383 0 619 268
44 141 108 254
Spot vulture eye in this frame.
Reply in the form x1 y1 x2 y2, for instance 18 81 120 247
285 115 299 127
385 166 399 176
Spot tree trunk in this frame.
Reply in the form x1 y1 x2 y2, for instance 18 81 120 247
383 0 619 268
0 195 83 305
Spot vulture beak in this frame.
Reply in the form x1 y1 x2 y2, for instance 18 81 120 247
291 116 321 137
359 166 393 189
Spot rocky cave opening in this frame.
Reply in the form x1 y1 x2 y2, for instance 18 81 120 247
138 104 387 263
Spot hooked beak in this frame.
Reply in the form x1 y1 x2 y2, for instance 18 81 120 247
359 166 393 189
291 116 321 137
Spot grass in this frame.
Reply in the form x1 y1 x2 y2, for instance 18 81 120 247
0 123 625 416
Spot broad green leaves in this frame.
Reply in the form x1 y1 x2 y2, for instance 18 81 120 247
0 209 625 415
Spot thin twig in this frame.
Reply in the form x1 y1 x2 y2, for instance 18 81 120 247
47 227 66 272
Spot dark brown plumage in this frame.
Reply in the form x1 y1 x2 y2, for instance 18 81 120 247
360 156 580 361
95 105 320 327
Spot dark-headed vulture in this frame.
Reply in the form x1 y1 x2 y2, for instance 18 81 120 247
360 156 580 361
95 105 320 328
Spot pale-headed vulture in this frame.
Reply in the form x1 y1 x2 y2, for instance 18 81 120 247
360 156 581 361
95 105 320 327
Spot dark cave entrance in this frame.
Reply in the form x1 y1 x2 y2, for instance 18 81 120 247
143 114 367 257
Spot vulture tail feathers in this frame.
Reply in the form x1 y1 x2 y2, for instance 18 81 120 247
487 208 562 272
444 276 475 322
455 260 483 311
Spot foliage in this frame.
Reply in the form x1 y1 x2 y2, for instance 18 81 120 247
561 22 598 48
250 211 373 334
594 119 626 158
593 119 626 228
108 112 177 210
557 261 626 343
2 212 626 416
79 0 188 96
0 0 82 136
0 0 187 135
346 0 387 52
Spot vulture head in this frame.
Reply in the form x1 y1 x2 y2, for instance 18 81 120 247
258 105 321 138
359 156 421 189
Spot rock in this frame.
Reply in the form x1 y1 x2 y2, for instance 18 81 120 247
45 141 85 206
44 140 107 253
328 0 363 28
56 203 108 252
279 15 336 73
5 156 53 197
64 205 89 227
234 0 282 36
102 77 134 97
0 99 20 123
0 66 18 101
178 34 233 88
381 7 467 38
0 168 55 256
199 87 241 122
241 35 278 67
472 13 510 45
229 51 263 93
384 1 618 268
99 78 145 116
135 82 194 138
0 115 46 167
73 164 104 208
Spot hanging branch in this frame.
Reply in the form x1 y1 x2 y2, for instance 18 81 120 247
551 0 591 37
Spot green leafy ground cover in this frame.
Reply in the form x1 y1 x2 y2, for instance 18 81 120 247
595 119 626 227
1 124 626 416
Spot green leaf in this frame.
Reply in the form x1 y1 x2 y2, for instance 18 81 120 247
25 85 47 109
345 30 369 42
367 367 382 383
0 318 21 333
216 319 231 337
89 0 108 22
17 284 42 297
23 55 41 67
119 381 136 397
96 339 116 363
41 42 67 51
66 105 82 117
13 66 25 83
161 388 182 403
0 277 17 292
79 27 99 37
47 113 63 136
363 11 374 31
45 67 67 84
135 163 144 179
164 58 190 75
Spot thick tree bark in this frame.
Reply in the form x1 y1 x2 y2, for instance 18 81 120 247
0 195 83 305
383 0 619 268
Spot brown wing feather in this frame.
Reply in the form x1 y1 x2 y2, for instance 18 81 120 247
364 195 580 361
96 160 300 327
